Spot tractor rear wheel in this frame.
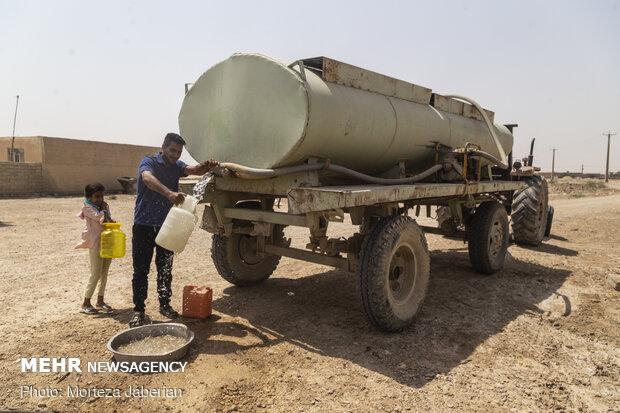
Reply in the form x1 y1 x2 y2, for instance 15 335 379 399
511 176 549 246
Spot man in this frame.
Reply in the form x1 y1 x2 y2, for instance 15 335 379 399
129 132 218 327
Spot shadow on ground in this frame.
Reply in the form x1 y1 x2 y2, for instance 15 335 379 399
518 242 578 257
191 248 572 388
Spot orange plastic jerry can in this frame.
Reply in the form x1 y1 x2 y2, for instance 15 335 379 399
182 285 212 319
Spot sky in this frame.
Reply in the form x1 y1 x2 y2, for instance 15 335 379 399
1 0 618 172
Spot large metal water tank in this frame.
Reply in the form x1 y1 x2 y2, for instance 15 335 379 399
179 53 513 174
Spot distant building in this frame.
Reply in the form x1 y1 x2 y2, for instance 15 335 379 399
0 136 159 196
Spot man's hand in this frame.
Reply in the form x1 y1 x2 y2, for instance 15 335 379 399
186 158 220 176
142 171 186 205
202 158 219 170
167 191 185 205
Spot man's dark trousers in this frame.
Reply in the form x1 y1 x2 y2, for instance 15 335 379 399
132 224 174 312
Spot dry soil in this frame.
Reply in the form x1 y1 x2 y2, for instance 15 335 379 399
0 184 618 412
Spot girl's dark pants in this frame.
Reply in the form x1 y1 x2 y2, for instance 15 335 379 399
132 224 174 312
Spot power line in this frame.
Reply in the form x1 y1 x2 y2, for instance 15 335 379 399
550 148 558 181
603 131 616 183
10 95 20 162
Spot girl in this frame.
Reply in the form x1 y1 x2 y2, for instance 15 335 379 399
75 182 114 314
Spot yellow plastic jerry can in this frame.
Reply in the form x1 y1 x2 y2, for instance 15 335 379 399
100 222 126 258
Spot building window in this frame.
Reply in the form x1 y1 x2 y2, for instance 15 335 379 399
7 148 24 162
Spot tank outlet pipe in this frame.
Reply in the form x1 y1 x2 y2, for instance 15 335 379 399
462 149 507 168
216 162 444 185
443 95 509 169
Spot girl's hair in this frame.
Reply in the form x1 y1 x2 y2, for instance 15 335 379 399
84 182 105 197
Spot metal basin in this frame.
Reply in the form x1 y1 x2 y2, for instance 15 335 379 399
107 323 194 363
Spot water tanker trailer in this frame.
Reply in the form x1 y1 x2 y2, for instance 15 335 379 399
179 53 553 332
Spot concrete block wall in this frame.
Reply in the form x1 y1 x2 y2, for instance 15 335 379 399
0 161 44 196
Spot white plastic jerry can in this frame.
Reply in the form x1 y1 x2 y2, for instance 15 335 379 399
155 195 198 253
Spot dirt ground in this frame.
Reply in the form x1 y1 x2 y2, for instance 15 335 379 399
548 177 618 199
0 183 619 412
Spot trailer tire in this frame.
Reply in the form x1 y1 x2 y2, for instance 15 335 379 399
358 215 430 332
211 201 284 287
511 176 549 246
544 205 554 237
467 201 509 275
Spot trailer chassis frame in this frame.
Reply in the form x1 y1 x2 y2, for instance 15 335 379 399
180 172 524 274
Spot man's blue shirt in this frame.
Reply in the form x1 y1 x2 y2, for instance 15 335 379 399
134 153 187 227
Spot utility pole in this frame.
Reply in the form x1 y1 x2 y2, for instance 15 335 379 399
10 95 19 162
551 148 558 181
603 131 616 182
581 164 584 175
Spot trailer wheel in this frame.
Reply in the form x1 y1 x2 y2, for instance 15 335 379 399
544 205 554 237
511 176 549 246
467 201 509 275
211 201 284 286
358 215 430 332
